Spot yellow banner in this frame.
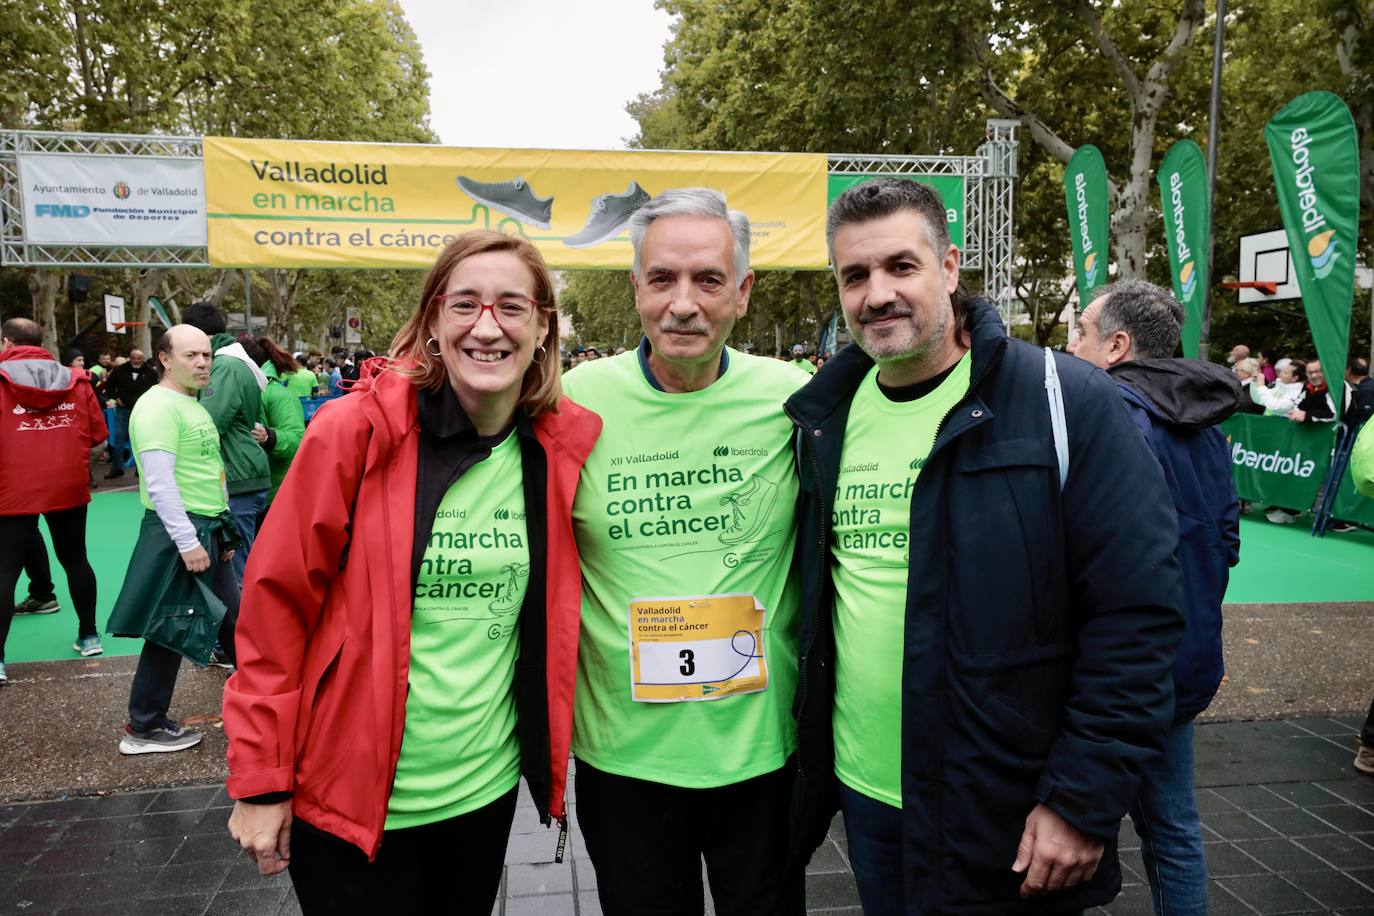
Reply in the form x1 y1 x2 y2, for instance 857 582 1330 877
203 137 828 270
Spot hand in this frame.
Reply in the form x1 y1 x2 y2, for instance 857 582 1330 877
251 423 269 444
1289 408 1307 422
1011 803 1103 898
228 800 292 875
181 545 211 573
220 548 235 563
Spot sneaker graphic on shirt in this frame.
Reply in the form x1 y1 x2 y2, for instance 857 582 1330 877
718 476 779 546
564 181 650 248
456 176 554 229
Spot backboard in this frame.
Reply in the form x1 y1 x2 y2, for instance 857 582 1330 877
1238 229 1301 304
103 293 126 333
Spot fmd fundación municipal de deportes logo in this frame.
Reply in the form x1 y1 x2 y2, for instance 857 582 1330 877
112 181 131 200
1290 126 1339 279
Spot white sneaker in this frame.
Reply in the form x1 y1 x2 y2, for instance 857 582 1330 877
1265 508 1297 524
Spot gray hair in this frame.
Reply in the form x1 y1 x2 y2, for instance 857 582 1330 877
629 187 751 287
1094 279 1184 360
825 177 951 267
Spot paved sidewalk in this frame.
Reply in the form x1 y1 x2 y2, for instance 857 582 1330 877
2 716 1372 914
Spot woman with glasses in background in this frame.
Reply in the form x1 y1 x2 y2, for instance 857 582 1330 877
222 230 602 915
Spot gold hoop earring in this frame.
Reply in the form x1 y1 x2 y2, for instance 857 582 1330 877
535 345 547 361
425 337 442 358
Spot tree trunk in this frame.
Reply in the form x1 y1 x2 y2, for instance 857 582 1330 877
131 269 167 353
25 269 64 355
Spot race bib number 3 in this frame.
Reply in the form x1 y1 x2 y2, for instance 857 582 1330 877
628 594 768 702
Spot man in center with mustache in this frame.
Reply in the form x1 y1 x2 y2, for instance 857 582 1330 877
561 188 811 915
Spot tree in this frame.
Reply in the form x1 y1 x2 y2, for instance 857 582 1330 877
0 0 434 353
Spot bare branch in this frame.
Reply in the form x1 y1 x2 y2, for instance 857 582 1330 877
1143 0 1206 98
1073 0 1141 99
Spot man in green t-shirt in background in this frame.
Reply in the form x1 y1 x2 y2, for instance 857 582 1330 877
562 188 809 916
790 344 817 375
108 325 240 755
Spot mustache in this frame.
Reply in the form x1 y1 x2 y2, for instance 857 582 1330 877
859 302 913 324
658 318 710 335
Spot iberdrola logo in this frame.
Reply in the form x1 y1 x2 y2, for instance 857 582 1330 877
1084 251 1099 286
1308 229 1338 279
1290 127 1339 279
1179 261 1197 299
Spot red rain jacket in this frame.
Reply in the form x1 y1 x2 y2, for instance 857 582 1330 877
222 363 600 858
0 345 107 516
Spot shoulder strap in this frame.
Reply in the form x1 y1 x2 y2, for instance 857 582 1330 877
1044 347 1069 490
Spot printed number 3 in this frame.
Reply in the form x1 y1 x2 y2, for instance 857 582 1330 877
679 649 696 677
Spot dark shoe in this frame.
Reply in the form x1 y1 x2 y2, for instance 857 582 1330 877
104 467 125 479
119 721 203 755
1356 742 1374 775
208 647 235 670
564 181 650 248
15 597 60 615
456 176 553 229
1327 521 1356 533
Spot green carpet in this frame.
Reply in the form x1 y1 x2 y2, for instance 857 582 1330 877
6 493 1374 663
9 491 145 664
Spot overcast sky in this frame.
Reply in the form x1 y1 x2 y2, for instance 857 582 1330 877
397 0 675 150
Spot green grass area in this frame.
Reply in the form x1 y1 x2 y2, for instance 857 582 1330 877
6 493 1373 664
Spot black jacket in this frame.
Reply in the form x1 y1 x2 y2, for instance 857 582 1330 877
784 299 1184 914
1109 360 1240 722
105 361 158 408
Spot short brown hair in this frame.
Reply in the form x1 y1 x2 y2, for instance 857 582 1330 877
389 231 562 416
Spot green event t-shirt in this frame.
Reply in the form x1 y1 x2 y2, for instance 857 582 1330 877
129 384 228 516
386 431 527 829
792 358 817 375
562 349 808 787
832 353 971 807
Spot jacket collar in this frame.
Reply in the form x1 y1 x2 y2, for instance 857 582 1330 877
417 380 531 446
785 296 1007 429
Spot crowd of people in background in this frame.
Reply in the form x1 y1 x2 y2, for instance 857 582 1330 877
1222 342 1374 526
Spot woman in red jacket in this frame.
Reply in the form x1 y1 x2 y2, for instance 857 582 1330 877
224 231 601 915
0 319 109 681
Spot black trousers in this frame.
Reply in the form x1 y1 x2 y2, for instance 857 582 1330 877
0 507 98 659
127 555 238 732
22 527 55 602
288 786 519 915
575 759 804 916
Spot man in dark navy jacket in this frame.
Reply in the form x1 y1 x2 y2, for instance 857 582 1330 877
786 178 1184 914
1076 279 1240 915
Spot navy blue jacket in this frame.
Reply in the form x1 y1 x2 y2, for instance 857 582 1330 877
1108 360 1241 722
784 299 1184 914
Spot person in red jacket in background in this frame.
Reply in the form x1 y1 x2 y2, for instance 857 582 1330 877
0 318 109 682
223 231 601 915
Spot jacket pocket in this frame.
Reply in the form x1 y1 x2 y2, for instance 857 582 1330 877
948 438 1065 656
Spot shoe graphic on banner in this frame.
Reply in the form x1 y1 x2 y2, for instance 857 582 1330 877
564 181 651 248
456 176 554 229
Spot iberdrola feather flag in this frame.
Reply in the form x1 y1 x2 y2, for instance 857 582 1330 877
1063 145 1111 309
1157 140 1209 358
1265 91 1359 415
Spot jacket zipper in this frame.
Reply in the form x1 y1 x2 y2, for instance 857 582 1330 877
782 406 830 819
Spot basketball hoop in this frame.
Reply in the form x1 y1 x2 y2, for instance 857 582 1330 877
1221 281 1279 296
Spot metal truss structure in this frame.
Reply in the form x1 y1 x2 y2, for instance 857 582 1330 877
4 123 1020 320
0 129 209 269
828 118 1021 324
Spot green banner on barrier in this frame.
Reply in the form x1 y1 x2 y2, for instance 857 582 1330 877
1157 140 1209 358
1265 92 1360 416
1221 414 1335 508
827 174 965 249
1063 145 1110 309
1331 461 1374 527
